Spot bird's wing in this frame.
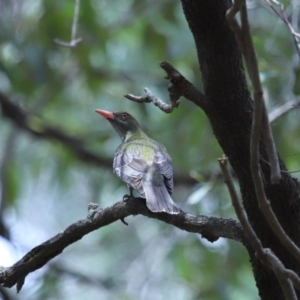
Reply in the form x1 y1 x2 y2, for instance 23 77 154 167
113 147 148 195
153 150 173 195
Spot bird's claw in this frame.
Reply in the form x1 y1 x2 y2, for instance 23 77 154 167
120 218 129 226
121 194 134 225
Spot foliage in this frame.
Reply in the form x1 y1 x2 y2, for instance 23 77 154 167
0 0 299 299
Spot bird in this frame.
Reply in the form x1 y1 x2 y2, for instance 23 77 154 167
95 109 180 214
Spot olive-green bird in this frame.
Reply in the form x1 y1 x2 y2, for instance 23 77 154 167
95 109 180 214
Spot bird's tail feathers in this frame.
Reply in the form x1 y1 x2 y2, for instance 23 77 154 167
142 181 180 214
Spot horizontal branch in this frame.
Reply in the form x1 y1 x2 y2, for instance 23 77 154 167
0 197 245 292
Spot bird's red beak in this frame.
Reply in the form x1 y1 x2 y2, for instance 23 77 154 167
95 109 115 120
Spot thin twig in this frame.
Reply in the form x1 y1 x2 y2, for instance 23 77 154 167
226 1 247 55
241 2 281 184
125 61 209 113
269 99 300 123
54 0 82 48
265 0 300 59
218 155 264 253
261 108 281 183
287 169 300 174
71 0 80 42
125 88 177 113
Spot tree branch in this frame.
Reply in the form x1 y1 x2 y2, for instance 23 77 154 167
125 88 178 113
180 0 300 297
219 155 300 298
53 0 82 48
160 61 208 109
218 155 264 253
227 0 300 269
0 198 245 292
125 61 210 113
265 0 300 59
269 99 300 123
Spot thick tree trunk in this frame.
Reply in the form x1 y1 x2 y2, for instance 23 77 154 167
180 0 300 298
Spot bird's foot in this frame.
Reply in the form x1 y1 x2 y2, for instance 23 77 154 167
121 195 130 225
120 194 137 225
120 218 129 226
120 194 135 225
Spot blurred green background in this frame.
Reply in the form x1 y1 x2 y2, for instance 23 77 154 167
0 0 299 299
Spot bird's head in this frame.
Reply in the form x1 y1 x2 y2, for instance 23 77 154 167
95 109 141 141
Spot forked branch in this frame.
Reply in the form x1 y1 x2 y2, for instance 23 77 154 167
54 0 82 48
125 61 210 113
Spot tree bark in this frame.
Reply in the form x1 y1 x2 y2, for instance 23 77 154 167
180 0 300 298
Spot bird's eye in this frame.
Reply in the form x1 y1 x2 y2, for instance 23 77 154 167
122 113 128 120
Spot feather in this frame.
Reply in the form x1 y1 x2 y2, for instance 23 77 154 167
142 177 180 214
